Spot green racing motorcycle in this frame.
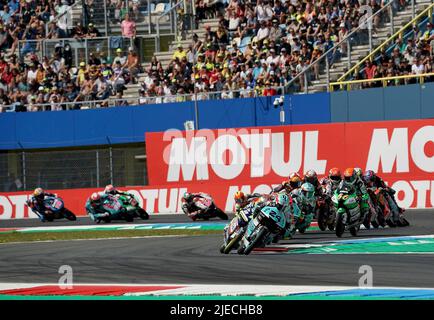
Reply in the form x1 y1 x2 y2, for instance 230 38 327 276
332 183 363 237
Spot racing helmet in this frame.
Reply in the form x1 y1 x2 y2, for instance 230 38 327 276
288 172 301 181
289 174 302 189
104 184 115 194
234 191 246 204
90 192 101 203
343 168 356 184
328 167 341 185
300 182 315 200
276 193 289 209
363 170 376 182
304 170 318 185
33 188 44 199
183 192 192 201
354 167 363 177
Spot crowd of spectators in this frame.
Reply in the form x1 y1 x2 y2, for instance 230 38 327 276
0 0 430 111
356 21 434 88
138 0 413 102
0 0 143 111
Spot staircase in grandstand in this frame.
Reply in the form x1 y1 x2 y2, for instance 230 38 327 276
122 17 222 100
292 0 433 94
287 0 433 93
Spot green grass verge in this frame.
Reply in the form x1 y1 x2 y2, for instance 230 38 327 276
0 229 222 244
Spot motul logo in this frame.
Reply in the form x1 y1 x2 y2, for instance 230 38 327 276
162 129 327 182
366 126 434 173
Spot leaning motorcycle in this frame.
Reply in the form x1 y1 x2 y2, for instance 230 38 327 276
332 184 362 237
117 194 149 220
316 195 335 231
237 205 287 255
39 196 77 221
219 204 255 254
183 196 228 221
97 194 136 223
381 189 410 227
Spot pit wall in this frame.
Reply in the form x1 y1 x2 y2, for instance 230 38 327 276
0 118 433 219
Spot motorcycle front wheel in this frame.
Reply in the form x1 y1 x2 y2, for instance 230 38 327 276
223 233 243 254
243 227 267 255
349 226 358 237
335 214 345 238
317 211 327 231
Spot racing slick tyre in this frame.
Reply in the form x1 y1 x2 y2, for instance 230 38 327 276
243 227 267 256
298 227 306 234
223 234 243 254
46 215 54 222
219 244 226 254
317 213 327 231
63 209 77 221
386 219 396 228
327 223 335 231
397 216 410 227
335 214 345 238
349 226 358 237
138 208 149 220
216 209 229 220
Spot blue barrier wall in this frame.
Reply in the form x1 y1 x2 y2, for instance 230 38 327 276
330 82 434 122
0 83 432 150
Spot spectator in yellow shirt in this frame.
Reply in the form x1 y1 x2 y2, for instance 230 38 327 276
173 44 187 61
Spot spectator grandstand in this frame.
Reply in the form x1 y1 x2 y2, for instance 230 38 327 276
0 0 432 112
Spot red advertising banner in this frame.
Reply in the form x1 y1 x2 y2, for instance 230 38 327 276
146 119 434 185
1 176 434 220
1 119 433 220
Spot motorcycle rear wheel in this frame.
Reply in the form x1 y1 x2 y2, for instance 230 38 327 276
349 226 358 237
216 209 229 220
386 219 396 228
63 209 77 221
137 208 149 220
397 216 410 227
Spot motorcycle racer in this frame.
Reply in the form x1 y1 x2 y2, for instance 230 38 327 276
234 191 262 212
273 172 302 194
103 184 131 196
289 182 316 235
321 168 342 197
363 170 405 214
26 188 57 222
181 192 214 220
85 192 111 222
303 170 324 197
343 168 370 222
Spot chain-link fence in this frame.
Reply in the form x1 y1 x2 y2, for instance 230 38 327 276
0 144 148 192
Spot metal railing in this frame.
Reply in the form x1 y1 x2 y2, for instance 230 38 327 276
337 2 434 83
330 72 434 91
156 0 185 52
1 86 285 112
0 145 148 192
283 0 420 94
18 35 159 66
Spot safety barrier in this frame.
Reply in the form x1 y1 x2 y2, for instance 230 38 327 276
0 118 433 219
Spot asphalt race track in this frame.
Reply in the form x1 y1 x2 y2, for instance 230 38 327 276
0 213 206 228
1 210 434 288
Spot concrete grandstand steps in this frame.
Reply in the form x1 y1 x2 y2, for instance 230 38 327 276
306 0 432 93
